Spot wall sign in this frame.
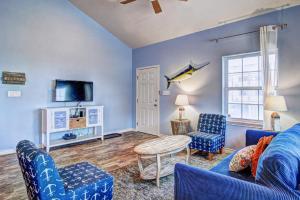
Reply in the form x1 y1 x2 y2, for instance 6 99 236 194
2 71 26 85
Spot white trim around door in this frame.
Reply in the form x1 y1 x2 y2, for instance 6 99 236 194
136 65 160 135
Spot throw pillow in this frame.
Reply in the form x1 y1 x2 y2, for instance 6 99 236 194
251 135 273 177
229 145 257 172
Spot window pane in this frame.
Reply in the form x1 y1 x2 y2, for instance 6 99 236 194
243 56 259 72
229 90 241 103
228 73 242 87
259 56 263 71
242 90 258 104
243 72 259 87
243 104 259 120
259 90 263 104
228 103 241 118
269 54 276 70
259 105 264 121
259 71 263 87
228 58 242 73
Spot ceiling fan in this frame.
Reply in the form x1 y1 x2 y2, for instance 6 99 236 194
120 0 188 14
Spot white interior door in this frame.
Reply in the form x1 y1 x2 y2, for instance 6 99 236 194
136 66 160 135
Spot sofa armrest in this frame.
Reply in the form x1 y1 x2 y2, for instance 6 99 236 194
174 163 287 200
246 129 278 146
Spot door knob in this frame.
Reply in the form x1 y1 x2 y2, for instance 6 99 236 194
154 104 158 107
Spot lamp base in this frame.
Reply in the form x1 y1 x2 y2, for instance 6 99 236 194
178 107 185 121
271 112 281 132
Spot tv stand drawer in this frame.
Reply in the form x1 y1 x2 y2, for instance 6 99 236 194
69 117 86 129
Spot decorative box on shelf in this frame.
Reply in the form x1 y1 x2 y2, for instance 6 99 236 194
171 119 191 135
41 105 104 152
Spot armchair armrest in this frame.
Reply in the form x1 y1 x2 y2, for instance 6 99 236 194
174 163 288 200
246 129 278 146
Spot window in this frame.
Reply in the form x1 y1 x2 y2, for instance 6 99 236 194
223 52 263 127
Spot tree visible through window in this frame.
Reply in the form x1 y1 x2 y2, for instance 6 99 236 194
223 52 264 124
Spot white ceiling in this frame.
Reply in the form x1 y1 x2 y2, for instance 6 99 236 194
70 0 300 48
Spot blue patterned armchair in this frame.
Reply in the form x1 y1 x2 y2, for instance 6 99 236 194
16 140 113 200
189 113 226 160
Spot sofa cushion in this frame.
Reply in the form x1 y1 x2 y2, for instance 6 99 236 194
229 145 256 172
251 135 273 177
256 124 300 193
211 150 255 183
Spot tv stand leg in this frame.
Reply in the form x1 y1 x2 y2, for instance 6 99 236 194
41 132 45 148
46 132 50 152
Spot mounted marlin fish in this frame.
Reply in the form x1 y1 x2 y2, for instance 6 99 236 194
164 62 210 89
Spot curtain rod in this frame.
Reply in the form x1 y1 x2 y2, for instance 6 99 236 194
210 24 287 43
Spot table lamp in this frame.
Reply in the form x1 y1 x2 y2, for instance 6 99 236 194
265 95 287 131
175 94 189 120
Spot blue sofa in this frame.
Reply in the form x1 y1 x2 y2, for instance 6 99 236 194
16 140 114 200
175 124 300 200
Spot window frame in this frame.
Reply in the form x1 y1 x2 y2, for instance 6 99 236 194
222 51 263 128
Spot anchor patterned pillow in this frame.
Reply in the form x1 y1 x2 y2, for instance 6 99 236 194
229 145 257 172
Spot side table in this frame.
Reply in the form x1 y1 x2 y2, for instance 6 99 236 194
171 119 191 135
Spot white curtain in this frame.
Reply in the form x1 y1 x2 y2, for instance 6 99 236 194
260 25 279 128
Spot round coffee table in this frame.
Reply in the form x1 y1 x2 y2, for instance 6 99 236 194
134 135 191 187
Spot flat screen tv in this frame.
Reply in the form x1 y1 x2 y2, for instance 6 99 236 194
54 80 93 102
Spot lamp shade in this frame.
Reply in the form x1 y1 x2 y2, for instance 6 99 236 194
175 94 189 106
265 95 287 112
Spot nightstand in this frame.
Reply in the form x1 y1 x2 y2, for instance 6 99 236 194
171 119 191 135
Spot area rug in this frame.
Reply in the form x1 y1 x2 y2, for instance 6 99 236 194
111 148 233 200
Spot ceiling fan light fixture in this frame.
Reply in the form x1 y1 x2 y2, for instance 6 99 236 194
120 0 188 14
151 0 162 14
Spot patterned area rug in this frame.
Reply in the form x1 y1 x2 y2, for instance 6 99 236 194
111 148 233 200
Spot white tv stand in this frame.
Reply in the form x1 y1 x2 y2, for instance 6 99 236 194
41 105 104 152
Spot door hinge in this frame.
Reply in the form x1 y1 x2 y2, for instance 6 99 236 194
136 98 138 103
136 122 138 127
137 76 139 80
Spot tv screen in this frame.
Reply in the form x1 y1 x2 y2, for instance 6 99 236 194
55 80 93 102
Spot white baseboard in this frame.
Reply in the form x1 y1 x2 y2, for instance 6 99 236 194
0 128 136 156
0 149 15 156
103 128 135 135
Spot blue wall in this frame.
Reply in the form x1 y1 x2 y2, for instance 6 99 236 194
0 0 132 151
1 1 299 151
133 6 300 148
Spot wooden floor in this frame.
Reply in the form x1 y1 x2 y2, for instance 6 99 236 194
0 132 157 200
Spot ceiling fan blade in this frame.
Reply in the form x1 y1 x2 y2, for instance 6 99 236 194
151 0 162 14
120 0 136 4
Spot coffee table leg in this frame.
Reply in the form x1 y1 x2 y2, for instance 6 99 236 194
137 154 143 175
156 154 161 187
186 146 190 164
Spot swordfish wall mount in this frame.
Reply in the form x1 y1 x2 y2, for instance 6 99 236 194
164 61 210 89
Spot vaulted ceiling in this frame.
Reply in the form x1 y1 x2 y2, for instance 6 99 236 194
70 0 300 48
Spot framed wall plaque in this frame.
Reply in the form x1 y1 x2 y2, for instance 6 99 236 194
2 71 26 85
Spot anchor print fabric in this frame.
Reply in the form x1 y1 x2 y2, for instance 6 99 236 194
59 162 113 200
16 140 114 200
16 140 66 199
189 114 226 153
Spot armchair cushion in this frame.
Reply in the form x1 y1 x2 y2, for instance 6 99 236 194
59 162 114 200
189 132 223 153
